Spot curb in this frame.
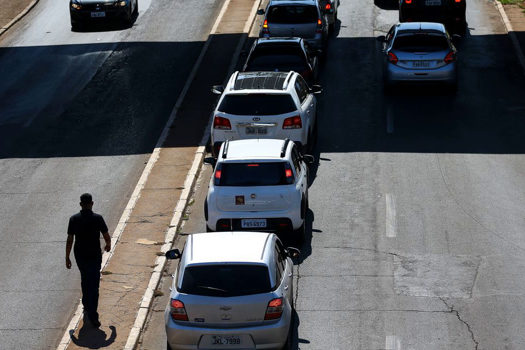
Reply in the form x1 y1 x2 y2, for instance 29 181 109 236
0 0 39 37
123 0 263 349
494 0 525 77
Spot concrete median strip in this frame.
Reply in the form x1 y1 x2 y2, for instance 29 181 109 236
495 0 525 77
0 0 39 36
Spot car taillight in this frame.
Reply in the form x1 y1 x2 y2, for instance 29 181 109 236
262 19 270 34
387 52 398 65
405 0 412 4
213 116 231 130
284 163 294 184
214 164 222 185
454 0 461 3
170 299 188 321
325 3 331 10
444 51 456 64
316 18 322 33
282 116 302 129
265 298 284 320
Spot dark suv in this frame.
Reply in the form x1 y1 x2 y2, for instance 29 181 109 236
242 37 319 84
398 0 466 33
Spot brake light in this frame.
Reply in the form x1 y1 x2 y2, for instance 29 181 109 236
282 116 302 129
454 0 461 2
213 116 231 130
214 163 222 185
284 163 294 184
285 169 293 178
262 19 270 34
247 164 259 167
316 18 322 33
170 299 188 321
387 52 398 65
265 298 284 320
325 3 331 10
405 0 412 4
215 169 222 180
444 51 456 64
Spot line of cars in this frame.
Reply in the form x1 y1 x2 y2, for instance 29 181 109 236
164 0 339 349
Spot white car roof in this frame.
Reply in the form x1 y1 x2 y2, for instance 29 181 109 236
185 231 273 265
221 139 289 160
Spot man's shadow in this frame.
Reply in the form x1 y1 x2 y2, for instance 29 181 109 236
69 324 117 349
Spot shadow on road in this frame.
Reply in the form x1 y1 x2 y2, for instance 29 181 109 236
69 324 117 349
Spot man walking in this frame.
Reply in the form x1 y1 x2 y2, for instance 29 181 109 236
66 193 111 328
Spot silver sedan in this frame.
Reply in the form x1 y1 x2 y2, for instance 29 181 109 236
379 22 458 90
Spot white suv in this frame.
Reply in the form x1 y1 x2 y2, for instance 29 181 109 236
210 71 321 155
205 138 312 238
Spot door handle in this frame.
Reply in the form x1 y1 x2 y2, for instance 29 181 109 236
284 285 289 290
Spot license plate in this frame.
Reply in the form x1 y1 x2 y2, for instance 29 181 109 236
246 127 267 135
425 0 441 5
211 335 241 345
241 219 267 228
412 60 431 68
91 11 106 18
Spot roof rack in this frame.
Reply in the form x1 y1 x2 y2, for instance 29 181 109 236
280 138 290 157
282 71 294 90
222 140 229 159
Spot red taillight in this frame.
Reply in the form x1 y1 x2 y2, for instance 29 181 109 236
247 164 259 167
215 169 222 180
262 19 269 34
405 0 412 4
387 52 398 65
170 299 188 321
285 169 293 178
284 163 294 184
282 116 302 129
454 0 461 3
213 116 231 130
316 18 322 33
444 51 456 64
325 3 331 10
265 298 283 320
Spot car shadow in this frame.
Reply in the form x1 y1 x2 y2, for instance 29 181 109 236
374 0 399 11
289 308 310 350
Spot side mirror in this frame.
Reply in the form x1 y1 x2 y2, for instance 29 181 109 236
257 8 265 15
211 85 224 95
376 35 386 43
203 157 216 167
165 249 181 260
310 84 322 94
286 247 301 258
302 154 315 165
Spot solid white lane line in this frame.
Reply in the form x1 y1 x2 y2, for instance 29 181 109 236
387 105 394 134
385 335 401 350
386 193 397 238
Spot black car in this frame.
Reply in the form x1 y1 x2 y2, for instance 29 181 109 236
69 0 138 30
398 0 466 32
242 37 319 84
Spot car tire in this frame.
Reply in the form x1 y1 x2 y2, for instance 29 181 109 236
71 19 81 32
133 0 139 16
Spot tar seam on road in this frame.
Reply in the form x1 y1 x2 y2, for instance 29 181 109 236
494 0 525 77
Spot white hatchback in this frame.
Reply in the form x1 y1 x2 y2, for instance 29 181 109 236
210 71 321 155
205 139 312 237
164 231 299 350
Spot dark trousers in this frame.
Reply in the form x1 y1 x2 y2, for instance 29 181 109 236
76 257 101 323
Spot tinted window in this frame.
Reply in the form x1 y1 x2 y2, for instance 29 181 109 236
181 265 271 297
218 94 297 115
218 162 288 186
247 47 308 72
393 34 449 52
267 5 318 24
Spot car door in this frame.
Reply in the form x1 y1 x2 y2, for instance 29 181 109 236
295 76 315 138
291 144 307 197
275 239 293 304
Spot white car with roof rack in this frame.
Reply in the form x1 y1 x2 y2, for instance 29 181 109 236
210 71 321 155
204 138 313 238
164 231 299 350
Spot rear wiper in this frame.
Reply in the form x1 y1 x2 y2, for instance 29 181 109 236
196 285 228 293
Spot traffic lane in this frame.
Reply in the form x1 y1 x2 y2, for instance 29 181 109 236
297 0 525 348
0 0 224 349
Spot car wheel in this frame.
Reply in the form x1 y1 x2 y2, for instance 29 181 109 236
133 0 138 16
71 19 81 31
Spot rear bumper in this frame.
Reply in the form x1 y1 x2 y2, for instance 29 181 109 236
165 309 291 350
69 6 130 23
207 208 303 232
385 62 457 84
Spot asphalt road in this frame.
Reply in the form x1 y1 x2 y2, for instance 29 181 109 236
0 0 223 348
142 0 525 349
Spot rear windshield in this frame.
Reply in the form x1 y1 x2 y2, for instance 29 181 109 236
247 47 308 72
181 265 271 297
219 162 288 186
267 5 318 24
393 34 449 52
218 94 296 115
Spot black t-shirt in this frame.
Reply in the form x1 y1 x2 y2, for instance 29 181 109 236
67 209 108 260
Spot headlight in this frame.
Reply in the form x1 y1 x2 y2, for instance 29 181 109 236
71 2 82 9
118 1 127 6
